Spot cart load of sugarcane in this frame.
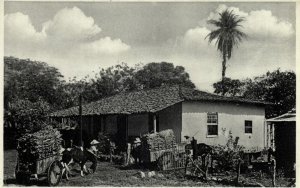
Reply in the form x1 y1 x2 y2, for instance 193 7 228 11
17 126 62 165
141 129 176 151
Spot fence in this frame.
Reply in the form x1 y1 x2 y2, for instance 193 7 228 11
158 143 189 171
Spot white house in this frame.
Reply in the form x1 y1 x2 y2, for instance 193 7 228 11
50 85 269 151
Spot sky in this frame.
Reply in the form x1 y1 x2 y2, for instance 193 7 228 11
4 2 296 92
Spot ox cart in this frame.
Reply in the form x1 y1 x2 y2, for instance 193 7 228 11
139 130 187 171
15 126 63 186
141 145 187 171
15 154 62 186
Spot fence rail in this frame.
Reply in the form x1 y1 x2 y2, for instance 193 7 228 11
158 144 189 171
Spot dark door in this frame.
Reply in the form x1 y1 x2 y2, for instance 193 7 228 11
117 115 128 151
275 122 296 175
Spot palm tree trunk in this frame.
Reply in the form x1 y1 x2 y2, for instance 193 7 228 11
221 53 227 96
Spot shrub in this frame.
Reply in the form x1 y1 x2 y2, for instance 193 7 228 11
97 132 111 154
211 132 244 172
9 99 51 136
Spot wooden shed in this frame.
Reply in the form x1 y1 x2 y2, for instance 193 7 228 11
267 109 296 176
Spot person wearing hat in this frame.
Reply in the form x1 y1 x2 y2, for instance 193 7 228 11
134 137 141 144
88 139 100 155
131 137 142 165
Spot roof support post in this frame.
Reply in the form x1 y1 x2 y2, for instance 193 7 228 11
79 94 83 147
153 114 157 133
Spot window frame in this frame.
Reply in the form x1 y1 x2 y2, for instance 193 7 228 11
245 120 253 134
207 112 218 137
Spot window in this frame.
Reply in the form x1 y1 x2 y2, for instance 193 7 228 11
207 112 218 136
245 120 252 134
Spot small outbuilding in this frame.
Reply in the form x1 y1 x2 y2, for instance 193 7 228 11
267 109 296 176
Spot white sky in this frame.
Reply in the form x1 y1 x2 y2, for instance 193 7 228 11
4 2 296 92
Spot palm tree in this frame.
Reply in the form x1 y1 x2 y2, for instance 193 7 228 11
206 9 247 95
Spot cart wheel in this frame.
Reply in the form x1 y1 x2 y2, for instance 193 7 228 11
47 160 62 186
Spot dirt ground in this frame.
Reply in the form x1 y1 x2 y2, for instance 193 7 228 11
3 150 293 187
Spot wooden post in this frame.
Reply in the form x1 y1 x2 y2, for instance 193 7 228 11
272 159 276 187
236 159 242 185
126 143 131 166
205 154 209 180
126 115 129 143
191 137 198 160
91 115 94 137
153 114 157 133
79 94 83 147
109 141 114 163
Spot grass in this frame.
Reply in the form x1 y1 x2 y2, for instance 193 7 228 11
3 150 293 187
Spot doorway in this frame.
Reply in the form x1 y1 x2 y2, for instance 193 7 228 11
116 115 128 151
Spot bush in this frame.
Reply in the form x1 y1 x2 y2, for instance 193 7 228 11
97 132 111 155
211 132 244 172
9 99 51 136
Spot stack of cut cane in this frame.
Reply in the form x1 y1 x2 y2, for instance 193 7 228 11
141 129 176 152
17 126 62 171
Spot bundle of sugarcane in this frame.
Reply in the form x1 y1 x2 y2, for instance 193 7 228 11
158 129 176 149
17 126 62 165
141 129 176 151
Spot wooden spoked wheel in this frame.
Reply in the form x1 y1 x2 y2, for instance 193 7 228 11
47 160 62 186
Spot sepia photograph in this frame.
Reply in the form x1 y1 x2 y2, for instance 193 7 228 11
3 1 296 187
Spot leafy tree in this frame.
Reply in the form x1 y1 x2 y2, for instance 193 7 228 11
91 63 139 99
243 70 295 118
9 99 51 135
206 9 247 95
134 62 195 89
64 63 140 104
4 56 66 110
212 70 296 118
213 77 244 96
67 62 195 104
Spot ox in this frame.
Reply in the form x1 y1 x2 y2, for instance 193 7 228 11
61 140 99 179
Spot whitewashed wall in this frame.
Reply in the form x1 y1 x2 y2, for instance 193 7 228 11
182 101 266 150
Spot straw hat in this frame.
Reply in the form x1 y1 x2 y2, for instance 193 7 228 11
134 138 141 144
90 139 100 145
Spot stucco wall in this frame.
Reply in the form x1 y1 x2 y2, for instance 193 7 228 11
158 103 182 142
128 114 149 136
182 101 265 150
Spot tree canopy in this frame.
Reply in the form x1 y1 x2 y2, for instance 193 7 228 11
212 70 296 118
5 56 293 120
134 62 195 89
4 57 196 110
213 77 244 97
69 62 195 104
4 57 66 110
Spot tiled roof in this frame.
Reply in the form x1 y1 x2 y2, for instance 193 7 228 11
266 108 296 122
50 85 268 117
180 87 268 105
